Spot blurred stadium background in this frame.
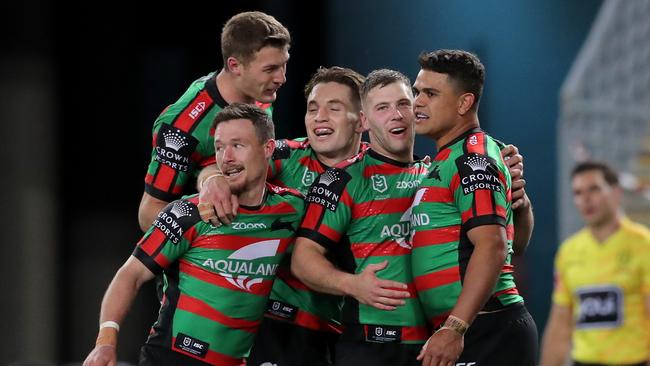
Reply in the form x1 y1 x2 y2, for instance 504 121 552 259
2 0 649 364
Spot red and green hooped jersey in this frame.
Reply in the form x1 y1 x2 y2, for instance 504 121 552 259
144 71 272 202
297 148 430 344
133 184 303 365
263 139 368 333
410 128 521 328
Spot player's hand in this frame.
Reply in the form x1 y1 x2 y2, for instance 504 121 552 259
511 180 531 211
501 144 524 180
501 144 529 210
82 345 117 366
417 329 464 366
349 260 410 310
198 174 238 226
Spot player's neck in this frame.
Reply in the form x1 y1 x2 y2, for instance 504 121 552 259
216 69 255 105
588 214 622 243
315 140 361 168
435 116 479 150
237 182 267 208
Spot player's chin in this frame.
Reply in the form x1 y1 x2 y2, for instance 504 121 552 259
259 91 277 103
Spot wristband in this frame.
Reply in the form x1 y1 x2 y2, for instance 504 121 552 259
199 172 224 191
438 315 469 336
99 320 120 331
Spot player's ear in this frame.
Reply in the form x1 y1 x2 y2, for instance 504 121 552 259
263 139 276 159
227 56 242 75
458 93 475 115
359 110 370 131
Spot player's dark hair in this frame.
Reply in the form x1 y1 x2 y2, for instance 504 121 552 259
221 11 291 67
418 49 485 111
304 66 365 109
360 69 412 104
212 103 275 143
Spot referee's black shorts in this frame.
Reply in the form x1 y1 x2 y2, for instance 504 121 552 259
247 316 338 366
457 302 538 366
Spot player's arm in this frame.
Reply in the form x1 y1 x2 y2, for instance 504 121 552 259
82 256 155 366
512 192 533 255
419 225 507 365
292 237 410 311
500 144 534 255
539 303 573 366
138 192 168 232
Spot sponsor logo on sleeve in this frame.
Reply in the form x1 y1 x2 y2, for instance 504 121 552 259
305 168 351 212
174 333 209 358
155 124 199 172
153 200 199 244
271 139 290 160
576 285 623 329
455 153 502 195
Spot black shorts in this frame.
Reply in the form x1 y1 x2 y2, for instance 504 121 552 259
457 302 538 366
138 344 212 366
247 316 339 366
335 339 422 366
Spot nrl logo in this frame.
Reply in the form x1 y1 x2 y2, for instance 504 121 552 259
371 174 388 193
302 169 316 186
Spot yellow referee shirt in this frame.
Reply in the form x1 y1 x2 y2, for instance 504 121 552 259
553 218 650 364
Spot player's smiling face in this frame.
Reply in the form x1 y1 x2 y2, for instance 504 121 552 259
413 69 461 141
305 82 363 164
214 119 273 196
361 81 415 162
239 45 290 103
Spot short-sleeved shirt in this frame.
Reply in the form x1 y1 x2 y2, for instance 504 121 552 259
144 71 272 202
410 128 521 328
297 148 430 344
553 218 650 364
133 184 303 365
263 138 368 333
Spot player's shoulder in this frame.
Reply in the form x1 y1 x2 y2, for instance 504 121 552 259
272 137 311 160
155 194 203 231
267 183 304 201
154 72 214 122
332 148 369 172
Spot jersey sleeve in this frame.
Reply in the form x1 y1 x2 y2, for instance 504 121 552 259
143 105 201 202
452 149 509 231
297 168 353 250
132 198 202 274
268 139 291 181
551 243 572 306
